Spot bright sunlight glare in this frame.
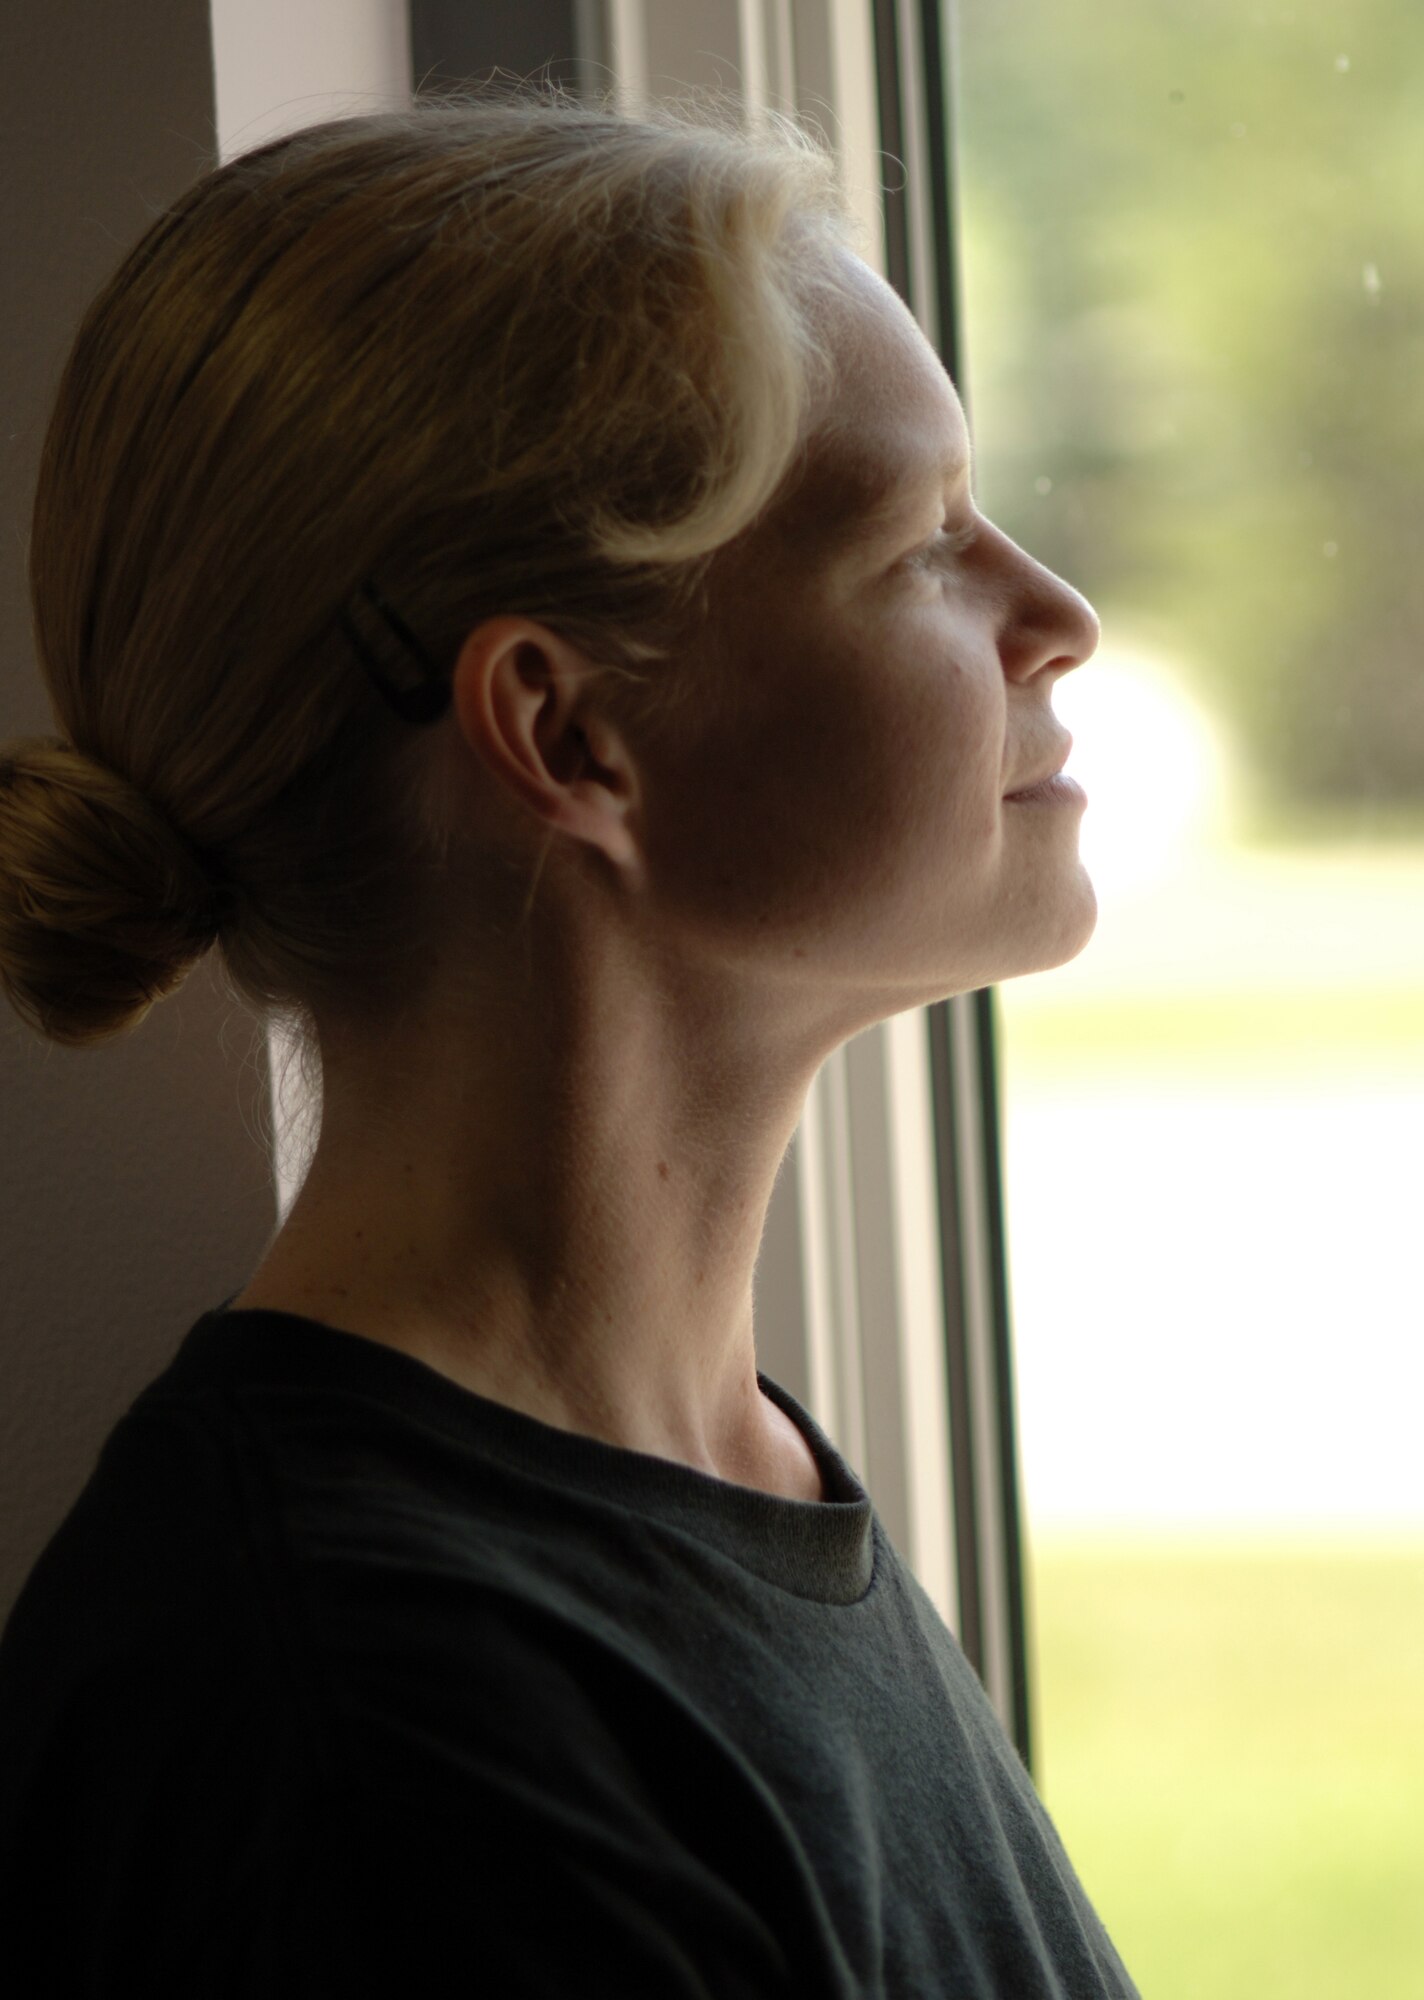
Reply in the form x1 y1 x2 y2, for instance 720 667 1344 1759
1055 649 1236 899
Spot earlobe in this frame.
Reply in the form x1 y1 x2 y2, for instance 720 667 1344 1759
562 717 644 876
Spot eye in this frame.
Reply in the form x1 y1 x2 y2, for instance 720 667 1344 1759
908 521 978 573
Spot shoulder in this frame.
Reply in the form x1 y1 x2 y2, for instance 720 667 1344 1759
2 1396 254 1679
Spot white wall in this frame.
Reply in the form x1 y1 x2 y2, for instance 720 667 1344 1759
211 0 412 159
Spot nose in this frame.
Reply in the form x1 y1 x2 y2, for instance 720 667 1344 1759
995 534 1100 685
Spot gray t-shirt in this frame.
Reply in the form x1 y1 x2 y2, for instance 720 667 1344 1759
0 1303 1139 1997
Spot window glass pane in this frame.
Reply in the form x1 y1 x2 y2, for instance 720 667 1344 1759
952 3 1424 1993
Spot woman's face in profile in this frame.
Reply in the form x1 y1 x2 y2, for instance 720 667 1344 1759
636 246 1101 1031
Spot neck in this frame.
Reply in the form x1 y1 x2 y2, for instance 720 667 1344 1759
234 945 833 1502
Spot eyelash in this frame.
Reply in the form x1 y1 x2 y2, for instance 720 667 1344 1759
909 523 977 573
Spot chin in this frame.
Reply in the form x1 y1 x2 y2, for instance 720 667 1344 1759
1047 872 1099 966
998 870 1099 984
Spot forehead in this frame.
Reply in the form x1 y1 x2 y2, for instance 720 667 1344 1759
763 255 971 562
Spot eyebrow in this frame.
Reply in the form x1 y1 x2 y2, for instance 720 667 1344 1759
833 447 974 549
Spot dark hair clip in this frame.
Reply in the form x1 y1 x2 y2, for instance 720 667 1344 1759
338 578 452 726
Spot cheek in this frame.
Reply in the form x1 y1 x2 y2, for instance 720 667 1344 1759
644 669 876 933
854 646 1006 857
641 631 1004 948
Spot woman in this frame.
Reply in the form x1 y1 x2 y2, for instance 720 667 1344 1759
0 88 1129 1997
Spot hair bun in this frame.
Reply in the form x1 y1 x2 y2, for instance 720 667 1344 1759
0 736 230 1046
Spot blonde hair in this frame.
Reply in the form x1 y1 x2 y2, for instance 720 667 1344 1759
0 84 859 1057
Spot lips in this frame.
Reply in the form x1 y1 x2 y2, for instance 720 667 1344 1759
1003 732 1074 800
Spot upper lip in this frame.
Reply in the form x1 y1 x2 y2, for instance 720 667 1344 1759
1004 734 1073 796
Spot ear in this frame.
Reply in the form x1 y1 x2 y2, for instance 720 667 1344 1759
449 616 641 870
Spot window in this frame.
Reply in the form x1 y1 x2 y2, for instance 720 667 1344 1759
951 2 1424 1992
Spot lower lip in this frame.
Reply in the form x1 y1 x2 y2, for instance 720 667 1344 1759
1003 773 1087 807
